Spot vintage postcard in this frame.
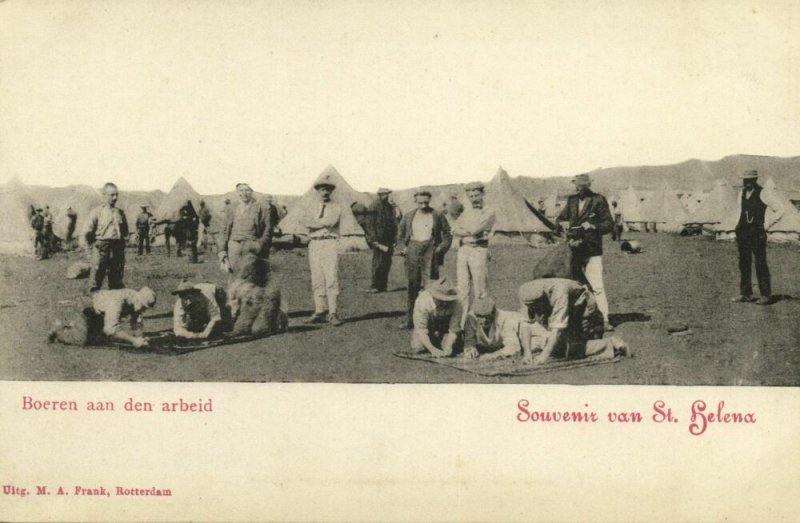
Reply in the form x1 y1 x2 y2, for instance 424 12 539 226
1 1 799 521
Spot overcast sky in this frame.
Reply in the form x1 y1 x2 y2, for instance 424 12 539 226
2 1 798 195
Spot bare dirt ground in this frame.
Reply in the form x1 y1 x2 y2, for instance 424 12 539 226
1 233 798 384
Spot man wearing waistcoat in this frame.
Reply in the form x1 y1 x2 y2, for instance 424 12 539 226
731 170 781 305
396 190 453 329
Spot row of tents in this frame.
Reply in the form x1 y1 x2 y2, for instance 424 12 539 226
2 166 799 256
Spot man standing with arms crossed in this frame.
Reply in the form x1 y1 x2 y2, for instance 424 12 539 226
84 182 129 291
365 187 397 293
396 190 452 329
452 181 495 312
218 183 273 275
557 173 615 331
304 172 344 326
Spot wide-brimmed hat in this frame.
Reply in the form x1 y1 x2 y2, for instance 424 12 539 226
171 280 200 296
464 181 485 192
377 187 392 194
427 277 458 302
313 172 337 189
137 286 157 308
471 297 496 316
741 170 758 180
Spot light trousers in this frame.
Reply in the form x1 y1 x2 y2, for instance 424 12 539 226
308 239 340 314
581 255 609 322
457 245 489 309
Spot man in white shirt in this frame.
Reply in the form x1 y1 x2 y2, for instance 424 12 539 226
452 181 496 311
731 170 783 305
83 182 129 291
396 190 452 329
304 172 344 326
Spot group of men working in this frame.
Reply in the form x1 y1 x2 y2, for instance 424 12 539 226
134 199 214 261
47 167 778 367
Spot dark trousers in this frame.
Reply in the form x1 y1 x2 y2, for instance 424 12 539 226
405 240 435 323
137 228 150 254
93 240 125 290
737 229 771 297
34 232 48 259
187 233 198 263
371 247 393 291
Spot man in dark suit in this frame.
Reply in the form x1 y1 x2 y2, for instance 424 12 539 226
365 187 398 293
731 170 782 305
396 190 453 329
557 173 615 331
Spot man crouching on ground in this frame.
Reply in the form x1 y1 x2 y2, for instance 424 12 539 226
172 280 230 340
48 287 156 348
518 278 630 365
410 277 463 357
462 297 526 361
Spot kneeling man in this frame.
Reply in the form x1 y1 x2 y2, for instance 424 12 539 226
48 287 156 348
172 281 229 340
462 297 526 360
410 278 463 358
518 278 624 365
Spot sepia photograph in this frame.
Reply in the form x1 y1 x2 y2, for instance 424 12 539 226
1 1 799 521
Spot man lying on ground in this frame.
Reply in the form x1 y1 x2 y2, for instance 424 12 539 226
172 280 230 340
410 277 463 358
48 287 156 348
461 297 526 361
518 278 629 365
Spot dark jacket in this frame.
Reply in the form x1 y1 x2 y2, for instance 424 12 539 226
557 190 614 258
365 198 398 248
397 208 453 254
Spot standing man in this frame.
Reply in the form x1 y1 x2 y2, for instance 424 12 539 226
218 183 273 275
365 187 397 293
396 190 452 329
197 200 213 252
30 208 47 259
42 205 55 252
610 200 623 241
136 205 153 255
179 199 200 263
452 181 496 312
83 182 129 291
303 173 344 326
731 170 782 305
556 173 615 331
65 207 78 245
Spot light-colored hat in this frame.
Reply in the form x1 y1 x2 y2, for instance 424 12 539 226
427 277 458 302
741 170 758 179
137 287 157 308
236 182 253 190
313 172 337 189
414 189 432 198
572 173 591 185
171 280 200 296
464 181 485 192
377 187 392 194
471 297 496 316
